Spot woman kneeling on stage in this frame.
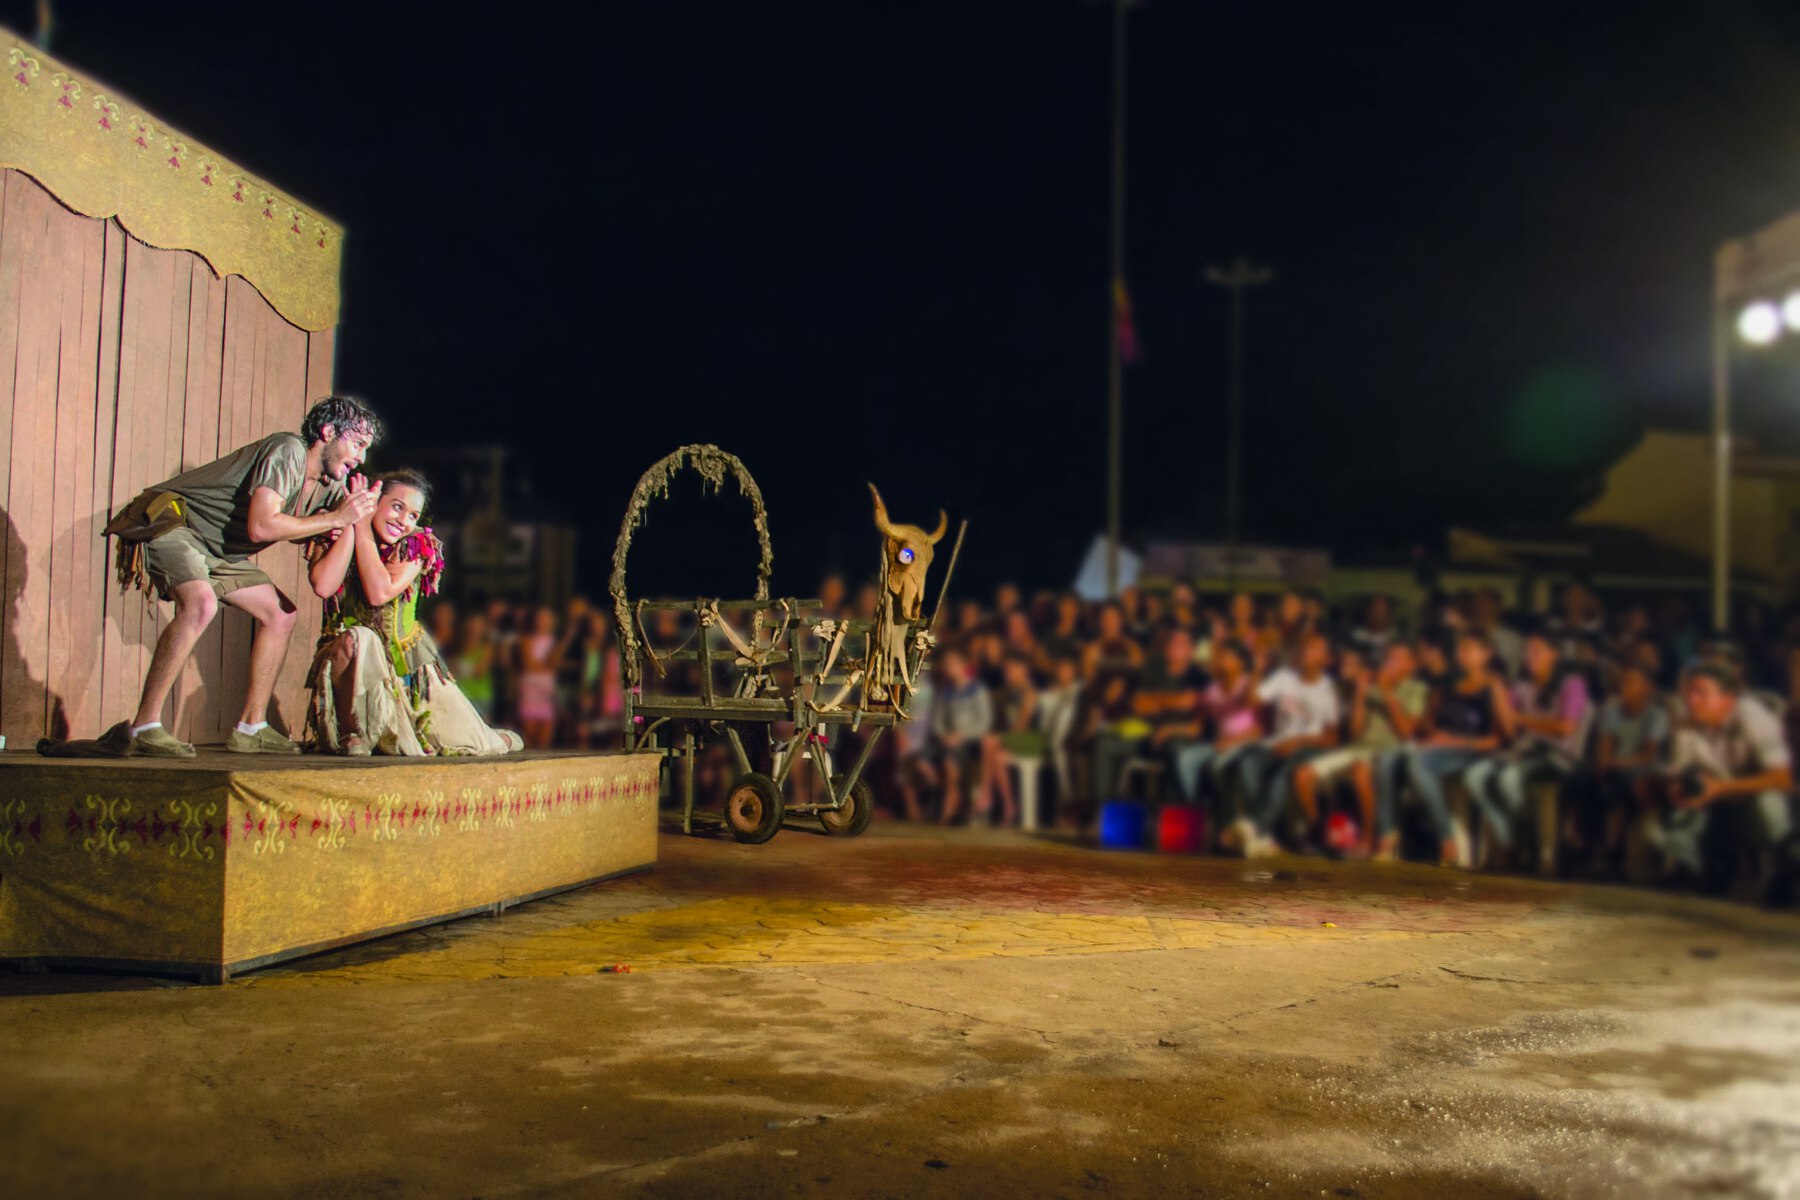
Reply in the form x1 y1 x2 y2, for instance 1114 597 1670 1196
304 469 523 756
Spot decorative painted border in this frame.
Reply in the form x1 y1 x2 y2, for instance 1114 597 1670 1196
2 34 342 331
3 771 658 863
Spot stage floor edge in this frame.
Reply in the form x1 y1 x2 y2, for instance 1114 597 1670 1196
0 749 661 983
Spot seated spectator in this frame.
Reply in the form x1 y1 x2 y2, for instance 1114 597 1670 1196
1296 641 1429 858
1090 626 1207 801
1349 595 1399 662
955 599 985 639
1000 609 1039 669
1415 637 1452 694
972 629 1008 690
993 582 1024 627
1082 602 1143 680
1169 581 1200 631
930 648 992 826
1584 660 1670 870
817 572 848 619
1228 633 1340 857
1471 587 1524 682
1464 633 1592 864
1403 631 1516 868
987 653 1043 825
1138 590 1169 639
1261 590 1310 666
1118 584 1144 637
1546 582 1606 663
1040 593 1086 667
894 664 939 821
1638 663 1795 900
1036 654 1085 819
1215 592 1267 674
1172 639 1264 815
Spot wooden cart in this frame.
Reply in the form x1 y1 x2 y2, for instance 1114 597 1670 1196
610 446 962 843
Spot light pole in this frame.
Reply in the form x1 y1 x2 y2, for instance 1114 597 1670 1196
1205 258 1273 580
1711 245 1732 634
1712 212 1800 633
1104 0 1132 597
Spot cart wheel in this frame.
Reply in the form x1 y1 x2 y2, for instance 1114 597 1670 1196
820 775 875 837
725 772 785 844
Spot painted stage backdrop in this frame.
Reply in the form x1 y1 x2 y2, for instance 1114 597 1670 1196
0 33 343 747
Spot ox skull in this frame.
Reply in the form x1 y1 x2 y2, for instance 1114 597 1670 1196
869 483 947 623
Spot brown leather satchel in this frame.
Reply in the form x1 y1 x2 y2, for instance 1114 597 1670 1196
102 489 187 592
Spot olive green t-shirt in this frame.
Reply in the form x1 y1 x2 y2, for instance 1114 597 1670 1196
152 432 344 560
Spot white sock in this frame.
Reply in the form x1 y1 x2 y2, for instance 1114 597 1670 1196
236 721 268 736
129 721 162 737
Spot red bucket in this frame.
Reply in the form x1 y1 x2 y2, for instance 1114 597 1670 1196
1157 805 1206 854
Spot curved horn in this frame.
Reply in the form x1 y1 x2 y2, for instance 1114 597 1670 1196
868 483 895 537
927 509 948 544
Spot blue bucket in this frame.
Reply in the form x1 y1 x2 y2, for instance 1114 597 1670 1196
1098 800 1147 850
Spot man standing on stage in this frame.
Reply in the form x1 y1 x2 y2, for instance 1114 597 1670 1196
104 395 383 756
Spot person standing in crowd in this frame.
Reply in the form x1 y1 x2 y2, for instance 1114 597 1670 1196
553 596 592 747
450 610 497 723
1405 631 1516 868
587 608 625 745
425 599 457 658
516 605 573 749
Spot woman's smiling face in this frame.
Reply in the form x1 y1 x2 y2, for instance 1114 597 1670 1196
374 484 423 546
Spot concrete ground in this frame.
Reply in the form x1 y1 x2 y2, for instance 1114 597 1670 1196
3 821 1798 1200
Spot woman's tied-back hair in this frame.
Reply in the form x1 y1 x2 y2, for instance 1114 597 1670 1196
379 468 432 516
301 395 384 447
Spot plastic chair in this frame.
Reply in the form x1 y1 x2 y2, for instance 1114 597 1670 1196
1008 755 1045 831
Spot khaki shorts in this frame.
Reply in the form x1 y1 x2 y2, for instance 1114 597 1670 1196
1304 746 1376 783
142 527 273 601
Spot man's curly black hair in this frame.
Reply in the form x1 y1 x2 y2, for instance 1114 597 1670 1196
300 395 383 446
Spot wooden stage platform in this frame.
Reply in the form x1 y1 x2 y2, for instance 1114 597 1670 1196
0 749 660 982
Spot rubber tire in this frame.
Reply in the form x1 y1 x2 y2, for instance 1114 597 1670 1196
820 776 875 837
725 772 785 844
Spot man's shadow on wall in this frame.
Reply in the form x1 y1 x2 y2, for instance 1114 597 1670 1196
0 507 69 743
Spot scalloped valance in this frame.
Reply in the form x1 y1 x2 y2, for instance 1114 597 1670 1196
1 33 341 330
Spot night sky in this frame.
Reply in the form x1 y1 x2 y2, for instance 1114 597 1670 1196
13 1 1800 598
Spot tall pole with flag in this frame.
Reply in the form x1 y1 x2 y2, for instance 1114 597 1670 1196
1104 0 1135 597
1205 257 1273 584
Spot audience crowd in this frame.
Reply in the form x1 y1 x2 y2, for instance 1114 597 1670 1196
425 578 1800 905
